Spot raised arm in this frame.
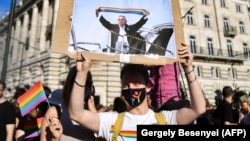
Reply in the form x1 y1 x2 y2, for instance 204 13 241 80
68 53 100 132
176 43 206 124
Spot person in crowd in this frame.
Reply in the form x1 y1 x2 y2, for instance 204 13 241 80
0 80 16 141
196 98 216 125
148 62 182 110
12 87 27 140
43 85 52 98
95 104 107 113
68 43 206 140
212 86 239 125
41 66 97 141
239 95 250 124
24 101 49 141
96 7 149 54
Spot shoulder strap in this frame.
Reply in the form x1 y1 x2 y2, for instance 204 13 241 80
112 112 166 141
155 112 167 125
112 112 125 141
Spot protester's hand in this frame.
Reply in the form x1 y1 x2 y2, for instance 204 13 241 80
178 43 193 72
47 115 63 140
76 53 92 73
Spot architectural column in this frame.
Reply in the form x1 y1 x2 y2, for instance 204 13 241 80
20 12 29 59
12 19 21 64
29 5 38 57
39 0 49 51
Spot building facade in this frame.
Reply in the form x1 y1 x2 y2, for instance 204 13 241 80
0 0 250 106
179 0 250 104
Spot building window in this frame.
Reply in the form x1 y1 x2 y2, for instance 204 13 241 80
239 21 245 34
220 0 226 7
236 4 241 12
223 17 229 32
196 65 202 78
247 69 250 79
189 35 196 53
243 43 249 58
229 67 237 80
204 15 210 27
187 12 194 25
227 40 233 57
212 67 220 79
207 38 214 55
202 0 208 5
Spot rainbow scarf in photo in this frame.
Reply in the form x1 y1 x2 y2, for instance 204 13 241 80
98 7 150 16
24 117 44 139
17 81 47 116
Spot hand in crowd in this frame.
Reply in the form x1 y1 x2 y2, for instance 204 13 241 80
46 115 63 141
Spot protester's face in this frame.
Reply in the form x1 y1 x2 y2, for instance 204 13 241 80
0 84 4 98
28 107 39 118
121 71 151 107
240 101 249 114
121 72 146 89
118 16 126 26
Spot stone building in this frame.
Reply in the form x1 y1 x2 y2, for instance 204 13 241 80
0 0 250 106
179 0 250 104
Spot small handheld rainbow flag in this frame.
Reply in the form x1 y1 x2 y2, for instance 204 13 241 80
24 117 44 139
17 81 47 116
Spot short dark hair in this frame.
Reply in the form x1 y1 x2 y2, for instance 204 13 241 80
222 86 233 98
0 80 6 90
120 64 149 85
61 66 93 106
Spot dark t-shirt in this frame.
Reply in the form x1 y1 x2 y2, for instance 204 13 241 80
213 100 237 124
0 100 16 140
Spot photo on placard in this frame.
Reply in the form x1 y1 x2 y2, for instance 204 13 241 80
52 0 184 65
69 0 175 58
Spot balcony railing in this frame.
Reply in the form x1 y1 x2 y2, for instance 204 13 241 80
224 25 237 37
191 46 248 61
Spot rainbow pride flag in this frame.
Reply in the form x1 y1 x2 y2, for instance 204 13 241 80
99 7 150 16
17 81 47 116
24 117 44 139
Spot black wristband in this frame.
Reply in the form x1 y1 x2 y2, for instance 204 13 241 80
185 69 194 75
74 80 85 87
188 76 197 84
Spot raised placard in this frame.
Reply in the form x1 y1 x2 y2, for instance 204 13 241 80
52 0 185 65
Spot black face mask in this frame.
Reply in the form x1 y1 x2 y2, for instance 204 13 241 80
122 88 146 107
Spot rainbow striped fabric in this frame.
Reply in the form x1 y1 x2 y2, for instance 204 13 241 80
110 125 137 139
24 117 44 139
99 7 150 16
17 81 47 116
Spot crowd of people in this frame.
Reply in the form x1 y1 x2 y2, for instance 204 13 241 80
0 4 249 140
0 43 250 141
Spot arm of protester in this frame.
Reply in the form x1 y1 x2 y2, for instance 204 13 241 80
68 53 100 133
88 95 98 113
6 124 15 141
176 43 206 124
40 106 62 141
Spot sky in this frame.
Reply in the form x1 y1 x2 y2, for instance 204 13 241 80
67 0 177 58
0 0 19 20
0 1 11 19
